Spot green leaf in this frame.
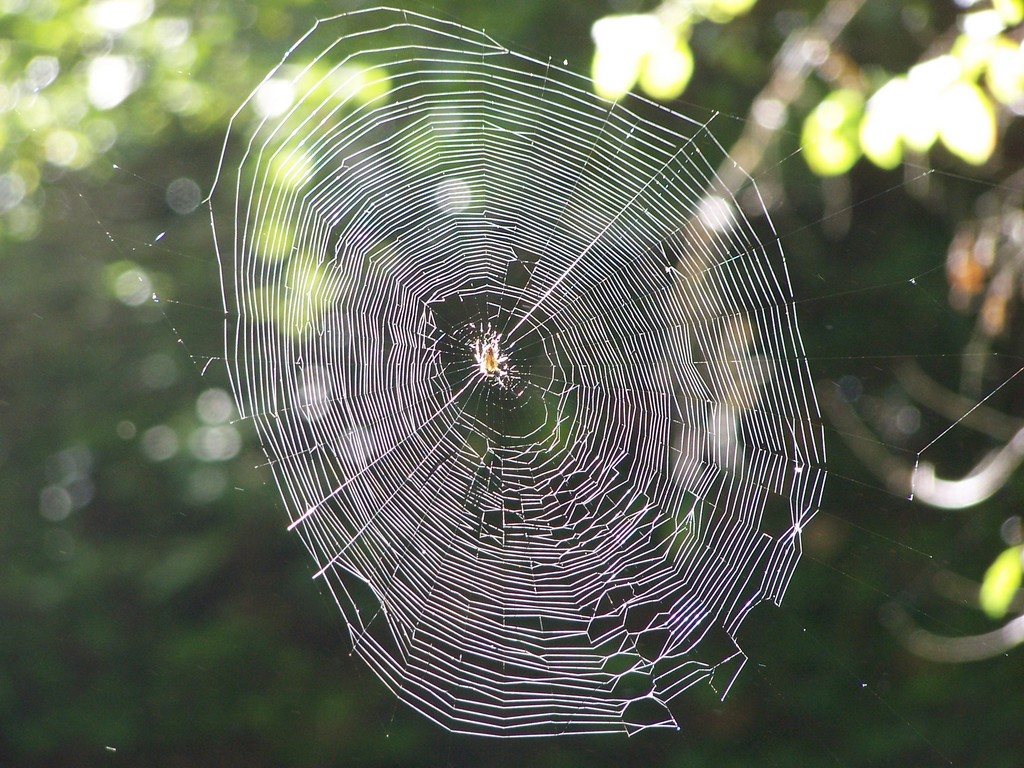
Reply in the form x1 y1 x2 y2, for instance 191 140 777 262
591 15 658 100
952 33 997 82
802 89 864 176
859 86 904 170
700 0 758 24
986 35 1024 107
592 14 694 102
903 56 961 151
938 81 996 165
639 37 694 101
994 0 1024 26
980 546 1023 619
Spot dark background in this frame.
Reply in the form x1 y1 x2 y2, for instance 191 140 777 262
3 0 1022 765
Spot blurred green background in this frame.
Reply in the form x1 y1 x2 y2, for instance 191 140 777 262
4 0 1024 765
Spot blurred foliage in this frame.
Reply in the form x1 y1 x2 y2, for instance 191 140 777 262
980 544 1022 618
1 0 236 242
802 0 1023 173
590 0 756 101
591 1 1023 171
3 0 1024 766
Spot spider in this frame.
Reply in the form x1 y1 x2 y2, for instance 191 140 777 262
471 326 509 384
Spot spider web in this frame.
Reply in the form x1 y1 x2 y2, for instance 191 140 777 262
210 6 826 737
